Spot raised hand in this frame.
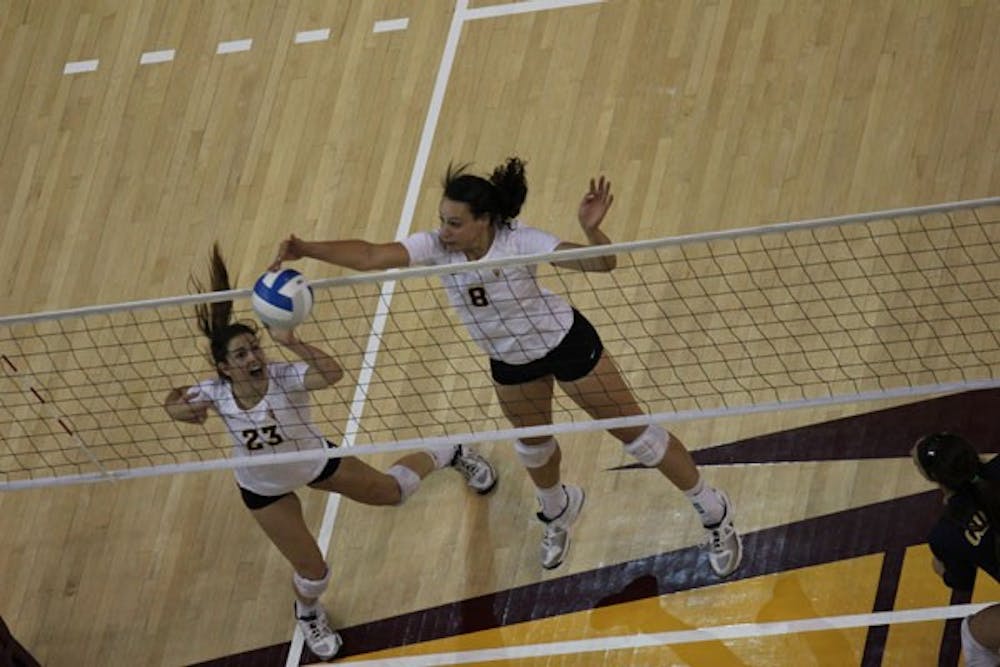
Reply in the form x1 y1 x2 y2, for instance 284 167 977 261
578 176 614 234
164 386 210 424
269 234 304 272
265 324 298 347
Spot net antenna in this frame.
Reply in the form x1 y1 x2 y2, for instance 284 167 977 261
3 197 1000 490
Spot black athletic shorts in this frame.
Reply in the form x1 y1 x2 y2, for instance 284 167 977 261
238 441 342 510
490 309 604 386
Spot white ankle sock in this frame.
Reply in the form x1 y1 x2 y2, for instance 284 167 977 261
427 445 458 469
684 477 725 526
537 483 567 520
295 600 321 619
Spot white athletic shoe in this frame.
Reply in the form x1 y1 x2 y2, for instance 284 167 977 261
704 489 743 577
451 445 498 495
297 605 342 660
537 484 586 570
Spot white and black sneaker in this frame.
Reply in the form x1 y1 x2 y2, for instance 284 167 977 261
537 484 586 569
703 490 743 577
451 445 498 495
296 604 342 660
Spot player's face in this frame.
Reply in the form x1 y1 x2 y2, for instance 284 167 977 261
438 198 492 257
219 332 267 384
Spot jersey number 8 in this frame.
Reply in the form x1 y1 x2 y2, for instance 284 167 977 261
468 286 489 307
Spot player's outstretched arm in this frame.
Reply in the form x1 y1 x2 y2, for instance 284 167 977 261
268 326 343 390
271 234 410 272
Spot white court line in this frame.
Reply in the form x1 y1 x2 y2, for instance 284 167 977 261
63 59 99 74
295 28 331 44
289 0 604 664
328 603 991 666
373 18 410 33
216 38 253 54
139 49 175 65
465 0 604 21
284 3 472 663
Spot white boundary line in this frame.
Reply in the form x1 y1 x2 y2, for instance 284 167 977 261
373 18 410 33
286 0 476 664
139 49 175 65
464 0 604 21
286 0 613 663
216 38 253 54
294 28 331 44
63 59 99 74
326 603 990 666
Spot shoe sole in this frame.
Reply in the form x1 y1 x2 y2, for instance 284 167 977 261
475 475 498 495
542 488 586 570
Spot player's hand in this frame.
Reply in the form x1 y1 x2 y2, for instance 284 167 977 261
269 235 304 271
167 386 209 424
578 176 614 233
266 324 298 346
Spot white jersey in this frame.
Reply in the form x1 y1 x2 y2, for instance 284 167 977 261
190 362 329 496
402 221 574 364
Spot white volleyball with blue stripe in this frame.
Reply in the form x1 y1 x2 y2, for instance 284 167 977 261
251 269 314 329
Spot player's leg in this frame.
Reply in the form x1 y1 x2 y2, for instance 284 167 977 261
309 448 496 504
964 604 1000 667
557 352 698 485
494 375 584 569
558 351 743 577
244 491 342 660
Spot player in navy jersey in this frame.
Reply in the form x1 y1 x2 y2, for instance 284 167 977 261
164 245 497 661
913 432 1000 666
271 157 742 575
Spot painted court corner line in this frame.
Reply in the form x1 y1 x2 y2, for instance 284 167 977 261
464 0 604 21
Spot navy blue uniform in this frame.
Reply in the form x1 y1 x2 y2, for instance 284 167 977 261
929 456 1000 590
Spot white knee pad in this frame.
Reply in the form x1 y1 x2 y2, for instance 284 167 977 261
387 464 421 504
515 437 558 469
293 566 331 600
624 425 669 467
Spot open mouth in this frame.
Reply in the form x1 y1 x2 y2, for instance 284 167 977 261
249 365 264 378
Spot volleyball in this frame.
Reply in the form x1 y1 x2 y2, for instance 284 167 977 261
251 269 314 329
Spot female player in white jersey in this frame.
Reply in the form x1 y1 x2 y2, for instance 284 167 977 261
163 246 497 661
270 158 742 576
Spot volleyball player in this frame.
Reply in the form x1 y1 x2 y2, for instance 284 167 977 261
163 245 497 660
270 158 742 576
913 433 1000 666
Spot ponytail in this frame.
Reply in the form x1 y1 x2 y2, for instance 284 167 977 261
442 156 528 227
489 157 527 221
190 243 257 371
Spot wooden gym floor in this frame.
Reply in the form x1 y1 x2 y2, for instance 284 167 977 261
1 1 999 665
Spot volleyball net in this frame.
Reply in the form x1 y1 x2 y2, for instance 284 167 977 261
2 198 999 489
